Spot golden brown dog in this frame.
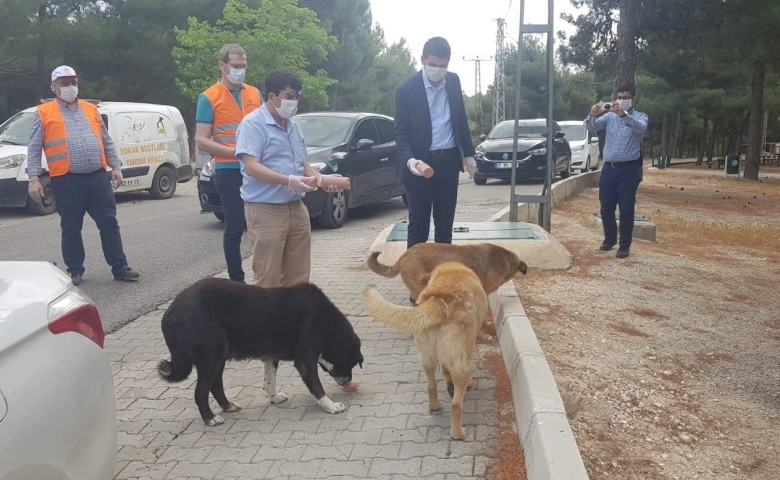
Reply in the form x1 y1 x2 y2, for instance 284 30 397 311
362 261 488 440
366 242 528 302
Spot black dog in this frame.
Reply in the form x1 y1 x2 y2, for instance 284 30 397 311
157 277 363 426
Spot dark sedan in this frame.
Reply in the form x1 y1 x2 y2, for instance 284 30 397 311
198 112 405 228
473 118 572 185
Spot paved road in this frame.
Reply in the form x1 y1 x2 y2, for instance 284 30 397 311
0 174 543 332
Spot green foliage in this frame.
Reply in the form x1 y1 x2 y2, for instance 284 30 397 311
171 0 337 108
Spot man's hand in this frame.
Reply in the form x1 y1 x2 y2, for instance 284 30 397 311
408 159 434 178
612 102 627 117
28 178 44 202
111 169 123 190
288 175 317 193
589 103 603 116
317 174 350 193
463 156 476 179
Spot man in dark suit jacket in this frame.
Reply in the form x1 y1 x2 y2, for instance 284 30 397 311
393 37 476 256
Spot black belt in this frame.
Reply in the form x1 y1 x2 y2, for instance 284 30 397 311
604 159 642 168
429 147 459 157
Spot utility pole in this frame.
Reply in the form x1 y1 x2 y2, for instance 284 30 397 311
464 56 491 135
493 18 507 126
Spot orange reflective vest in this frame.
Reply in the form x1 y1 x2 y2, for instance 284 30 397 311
203 82 262 164
37 100 107 177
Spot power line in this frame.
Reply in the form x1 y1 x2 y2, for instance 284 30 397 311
463 55 491 135
493 18 507 126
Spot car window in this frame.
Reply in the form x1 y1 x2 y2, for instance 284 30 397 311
351 119 380 146
560 125 586 141
0 112 35 146
101 114 109 129
296 116 352 147
374 118 395 145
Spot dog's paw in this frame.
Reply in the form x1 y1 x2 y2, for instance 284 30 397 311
317 395 346 414
450 426 466 441
429 405 443 415
270 392 289 404
206 415 225 426
223 401 242 412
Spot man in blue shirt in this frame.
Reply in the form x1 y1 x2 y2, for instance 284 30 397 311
586 84 649 258
235 69 342 287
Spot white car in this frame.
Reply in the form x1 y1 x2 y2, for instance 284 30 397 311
559 120 601 173
0 261 117 480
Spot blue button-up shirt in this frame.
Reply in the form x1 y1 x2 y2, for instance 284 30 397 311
235 104 307 204
586 109 648 163
423 73 456 151
27 99 121 176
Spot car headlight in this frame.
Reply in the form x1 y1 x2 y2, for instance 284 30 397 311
201 161 214 177
572 145 585 152
0 154 25 169
310 162 327 171
528 148 547 156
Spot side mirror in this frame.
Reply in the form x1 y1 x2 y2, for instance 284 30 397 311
479 134 486 141
353 139 374 151
590 136 599 143
554 131 565 139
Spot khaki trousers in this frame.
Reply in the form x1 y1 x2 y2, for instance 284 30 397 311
244 199 311 287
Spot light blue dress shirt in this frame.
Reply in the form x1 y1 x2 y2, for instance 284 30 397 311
586 109 648 163
235 104 307 204
423 73 456 151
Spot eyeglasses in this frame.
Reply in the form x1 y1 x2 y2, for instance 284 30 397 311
277 90 301 100
226 63 247 70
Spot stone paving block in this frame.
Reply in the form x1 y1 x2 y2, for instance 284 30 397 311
369 458 422 477
164 461 224 479
315 458 371 478
420 456 475 477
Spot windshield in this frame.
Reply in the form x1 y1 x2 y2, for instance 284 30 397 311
560 124 586 141
487 122 549 139
296 116 353 148
0 112 35 146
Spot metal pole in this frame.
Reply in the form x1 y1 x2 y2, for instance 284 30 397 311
509 0 526 222
541 0 554 232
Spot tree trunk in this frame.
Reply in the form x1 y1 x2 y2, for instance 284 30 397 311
707 122 718 163
661 114 669 156
36 3 47 96
696 116 708 165
745 60 764 180
615 0 639 87
669 111 680 159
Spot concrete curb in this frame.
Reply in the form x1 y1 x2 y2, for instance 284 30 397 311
488 171 597 480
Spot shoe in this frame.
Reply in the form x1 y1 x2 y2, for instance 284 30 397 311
68 272 83 286
599 243 616 251
114 268 140 281
616 247 630 258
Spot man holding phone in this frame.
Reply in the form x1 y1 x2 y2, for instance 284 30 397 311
586 83 648 259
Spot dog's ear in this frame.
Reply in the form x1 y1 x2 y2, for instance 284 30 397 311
358 354 364 369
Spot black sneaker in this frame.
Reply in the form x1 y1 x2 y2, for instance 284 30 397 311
69 272 83 286
114 268 140 281
616 247 630 258
599 243 616 251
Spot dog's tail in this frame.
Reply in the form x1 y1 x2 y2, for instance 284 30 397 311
157 353 193 383
362 286 446 333
365 251 399 278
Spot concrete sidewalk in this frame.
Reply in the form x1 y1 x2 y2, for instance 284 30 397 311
110 195 500 479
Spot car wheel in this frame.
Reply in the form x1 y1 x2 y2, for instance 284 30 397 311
401 192 408 206
26 175 57 215
317 189 348 229
581 156 591 174
474 177 487 185
560 162 571 179
591 158 600 171
149 166 177 199
214 212 225 222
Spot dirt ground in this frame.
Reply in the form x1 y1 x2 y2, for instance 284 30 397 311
514 164 780 479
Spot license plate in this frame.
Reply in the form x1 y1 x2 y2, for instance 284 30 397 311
494 162 513 169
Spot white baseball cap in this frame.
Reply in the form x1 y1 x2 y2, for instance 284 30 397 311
51 65 79 82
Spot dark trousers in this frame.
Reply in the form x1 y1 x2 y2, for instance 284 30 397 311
50 169 129 276
213 168 246 282
403 148 461 249
599 163 642 248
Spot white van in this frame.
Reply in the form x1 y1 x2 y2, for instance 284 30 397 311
0 100 193 215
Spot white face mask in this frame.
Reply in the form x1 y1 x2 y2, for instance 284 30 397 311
59 85 78 103
277 98 298 119
424 65 447 83
227 68 245 84
617 99 633 111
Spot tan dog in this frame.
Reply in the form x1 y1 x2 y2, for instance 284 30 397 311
362 261 488 440
366 242 528 302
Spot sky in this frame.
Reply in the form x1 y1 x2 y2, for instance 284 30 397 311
369 0 588 96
